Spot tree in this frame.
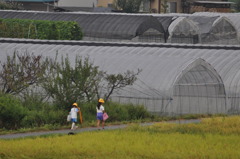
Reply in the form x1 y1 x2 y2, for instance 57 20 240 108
42 54 141 109
42 55 101 110
0 52 49 95
0 1 23 10
113 0 144 13
102 69 141 102
161 0 169 13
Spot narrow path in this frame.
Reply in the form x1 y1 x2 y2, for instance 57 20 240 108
0 119 200 139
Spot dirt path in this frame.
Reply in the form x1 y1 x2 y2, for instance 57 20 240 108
0 119 200 139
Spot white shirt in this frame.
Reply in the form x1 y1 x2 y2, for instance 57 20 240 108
96 105 104 113
70 108 79 118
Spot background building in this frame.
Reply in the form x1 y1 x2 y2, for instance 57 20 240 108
97 0 233 13
58 0 97 7
97 0 184 13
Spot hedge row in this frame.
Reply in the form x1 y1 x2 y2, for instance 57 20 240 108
0 93 152 130
0 18 83 40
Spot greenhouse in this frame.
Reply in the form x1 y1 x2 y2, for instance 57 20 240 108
167 16 200 44
188 16 238 45
193 12 240 42
0 11 166 43
0 38 239 116
0 10 239 45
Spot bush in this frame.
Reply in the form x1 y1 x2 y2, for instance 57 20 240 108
0 93 27 129
0 18 83 40
104 102 151 122
79 102 152 123
21 109 66 128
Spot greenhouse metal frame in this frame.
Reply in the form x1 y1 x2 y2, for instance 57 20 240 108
0 38 239 116
0 10 239 45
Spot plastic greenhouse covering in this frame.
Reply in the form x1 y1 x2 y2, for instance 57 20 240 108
0 10 239 45
0 10 166 43
193 12 240 42
167 17 200 44
0 38 239 116
188 16 238 45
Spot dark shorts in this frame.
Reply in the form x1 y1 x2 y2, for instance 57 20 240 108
71 118 77 122
97 112 103 120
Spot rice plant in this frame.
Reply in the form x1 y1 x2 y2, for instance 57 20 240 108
1 115 240 159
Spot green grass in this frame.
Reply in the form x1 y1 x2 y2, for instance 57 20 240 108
0 114 221 135
1 115 240 159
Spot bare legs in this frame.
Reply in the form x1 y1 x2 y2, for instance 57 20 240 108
97 120 100 129
71 122 75 130
97 120 105 129
71 122 78 130
102 121 105 129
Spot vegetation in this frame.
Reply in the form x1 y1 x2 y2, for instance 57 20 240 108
0 18 83 40
42 54 141 109
0 1 22 10
113 0 144 13
230 0 240 12
0 52 48 95
0 93 27 129
1 116 240 159
0 52 143 130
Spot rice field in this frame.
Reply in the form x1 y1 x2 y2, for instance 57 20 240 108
1 116 240 159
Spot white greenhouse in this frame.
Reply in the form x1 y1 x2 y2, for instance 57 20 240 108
0 38 239 116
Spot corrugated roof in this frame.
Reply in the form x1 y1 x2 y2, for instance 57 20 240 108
193 12 240 40
0 10 165 40
0 38 239 97
0 38 239 114
194 1 234 4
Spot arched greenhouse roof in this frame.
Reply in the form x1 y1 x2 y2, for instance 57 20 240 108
0 38 239 114
152 16 175 33
167 17 199 43
193 12 240 41
187 16 219 34
187 16 238 44
0 10 165 40
174 58 224 87
0 38 239 97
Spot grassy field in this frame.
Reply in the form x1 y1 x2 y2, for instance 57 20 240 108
1 116 240 159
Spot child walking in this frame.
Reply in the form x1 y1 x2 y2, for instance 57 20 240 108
70 103 79 130
96 98 105 130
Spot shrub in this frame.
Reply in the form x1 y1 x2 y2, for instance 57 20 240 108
104 102 151 122
0 18 83 40
21 109 66 128
79 102 152 123
0 93 27 129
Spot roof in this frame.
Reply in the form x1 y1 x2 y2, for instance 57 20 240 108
0 10 165 40
154 16 175 33
0 38 239 99
53 7 114 13
168 17 199 36
194 1 234 4
193 12 240 35
54 7 94 12
187 16 219 34
0 11 239 44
